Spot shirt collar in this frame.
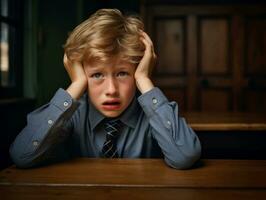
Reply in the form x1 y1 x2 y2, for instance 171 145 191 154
88 94 140 130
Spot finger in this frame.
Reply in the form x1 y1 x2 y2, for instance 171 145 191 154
140 31 154 48
140 36 153 55
140 34 156 57
63 54 70 68
63 53 67 63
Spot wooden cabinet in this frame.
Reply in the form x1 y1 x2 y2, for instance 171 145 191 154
141 3 266 112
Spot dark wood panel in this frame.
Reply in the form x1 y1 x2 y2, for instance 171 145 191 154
198 88 233 111
242 89 266 112
245 16 266 76
144 4 266 112
199 17 231 75
161 87 186 110
155 17 186 75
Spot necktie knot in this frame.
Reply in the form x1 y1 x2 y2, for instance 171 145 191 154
102 119 122 158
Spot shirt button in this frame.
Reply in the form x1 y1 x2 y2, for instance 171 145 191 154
167 121 171 126
32 140 39 147
48 119 53 125
152 98 158 105
63 101 69 107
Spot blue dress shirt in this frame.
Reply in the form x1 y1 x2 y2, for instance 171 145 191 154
10 87 201 169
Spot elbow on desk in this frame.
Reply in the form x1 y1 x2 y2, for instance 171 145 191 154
165 143 202 170
9 144 35 168
165 153 201 170
9 155 36 169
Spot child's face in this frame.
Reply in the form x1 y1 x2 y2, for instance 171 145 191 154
84 58 136 118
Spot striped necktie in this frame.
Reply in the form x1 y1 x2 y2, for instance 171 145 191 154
102 119 121 158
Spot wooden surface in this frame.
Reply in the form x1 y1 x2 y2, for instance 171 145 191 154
1 158 266 199
183 112 266 131
145 4 266 113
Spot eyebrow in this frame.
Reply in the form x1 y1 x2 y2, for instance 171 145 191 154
85 65 105 71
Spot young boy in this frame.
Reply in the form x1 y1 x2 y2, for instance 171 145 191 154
9 9 201 169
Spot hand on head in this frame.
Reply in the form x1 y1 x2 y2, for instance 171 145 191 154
64 53 88 100
134 31 157 94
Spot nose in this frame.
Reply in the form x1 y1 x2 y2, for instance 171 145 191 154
105 77 118 96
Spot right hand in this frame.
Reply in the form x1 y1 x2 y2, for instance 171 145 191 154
63 53 87 84
64 53 88 100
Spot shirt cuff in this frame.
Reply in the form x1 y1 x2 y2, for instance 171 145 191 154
137 87 168 118
50 88 80 112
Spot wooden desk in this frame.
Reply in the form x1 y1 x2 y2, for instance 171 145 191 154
1 158 266 199
183 112 266 131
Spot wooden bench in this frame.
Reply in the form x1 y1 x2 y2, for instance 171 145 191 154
184 112 266 131
183 112 266 159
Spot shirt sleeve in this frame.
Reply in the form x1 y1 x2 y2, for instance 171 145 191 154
9 88 80 168
138 87 201 169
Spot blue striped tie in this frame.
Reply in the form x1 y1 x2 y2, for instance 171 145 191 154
102 119 121 158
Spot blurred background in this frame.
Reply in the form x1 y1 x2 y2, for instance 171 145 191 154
0 0 266 169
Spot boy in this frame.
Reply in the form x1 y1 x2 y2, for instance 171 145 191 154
10 9 201 169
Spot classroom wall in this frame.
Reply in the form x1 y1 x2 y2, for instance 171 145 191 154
32 0 78 105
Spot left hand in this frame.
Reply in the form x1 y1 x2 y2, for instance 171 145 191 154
135 31 157 93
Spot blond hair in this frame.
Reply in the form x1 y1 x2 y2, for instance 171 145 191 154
64 9 145 64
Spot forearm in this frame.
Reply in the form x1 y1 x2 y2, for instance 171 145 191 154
138 88 201 169
150 115 201 169
67 81 87 100
135 77 154 94
9 89 79 168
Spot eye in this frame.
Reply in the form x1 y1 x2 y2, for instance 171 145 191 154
91 73 104 79
117 71 129 77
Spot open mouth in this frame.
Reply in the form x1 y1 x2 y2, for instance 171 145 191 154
103 102 120 106
102 100 121 110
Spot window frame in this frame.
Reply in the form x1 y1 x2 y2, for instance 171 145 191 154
0 0 23 98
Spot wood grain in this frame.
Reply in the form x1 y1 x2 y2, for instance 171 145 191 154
1 159 266 199
183 112 266 131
